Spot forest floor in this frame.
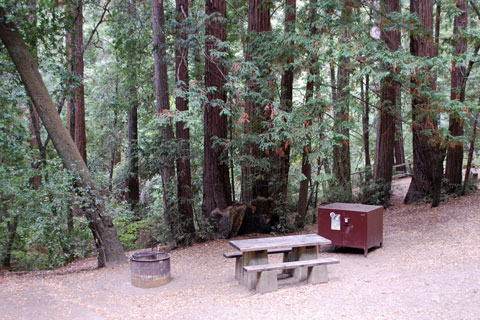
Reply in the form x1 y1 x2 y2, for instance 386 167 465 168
1 176 480 319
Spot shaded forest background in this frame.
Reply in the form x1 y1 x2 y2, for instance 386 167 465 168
1 0 479 270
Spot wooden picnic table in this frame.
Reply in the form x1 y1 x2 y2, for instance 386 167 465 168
229 234 331 290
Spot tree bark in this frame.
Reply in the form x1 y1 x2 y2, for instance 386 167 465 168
273 0 296 211
202 0 232 219
332 1 353 200
361 74 372 182
66 0 86 162
394 86 406 173
297 0 315 229
405 0 445 206
463 112 479 194
126 92 140 207
176 0 195 237
0 9 126 267
373 0 401 205
241 0 271 203
124 2 140 209
152 0 176 233
445 0 468 193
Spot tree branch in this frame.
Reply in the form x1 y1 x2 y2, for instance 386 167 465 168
83 0 111 54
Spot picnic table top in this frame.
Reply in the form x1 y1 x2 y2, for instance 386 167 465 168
229 233 331 252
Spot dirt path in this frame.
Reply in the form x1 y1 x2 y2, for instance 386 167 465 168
1 184 479 319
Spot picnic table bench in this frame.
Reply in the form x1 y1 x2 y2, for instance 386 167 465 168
227 234 338 293
224 248 292 281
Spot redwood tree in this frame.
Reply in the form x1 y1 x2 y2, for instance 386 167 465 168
445 0 468 193
332 0 353 200
175 0 195 236
297 0 315 228
373 0 401 204
405 0 445 206
241 0 271 203
202 0 232 218
272 0 296 210
152 0 176 229
66 0 86 162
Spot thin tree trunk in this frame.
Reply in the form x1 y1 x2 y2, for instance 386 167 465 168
152 0 176 233
463 112 479 194
332 1 353 200
394 86 406 172
202 0 232 219
361 74 371 183
373 0 401 205
126 92 140 208
176 0 195 238
0 9 127 267
2 215 18 269
125 2 140 209
445 0 468 193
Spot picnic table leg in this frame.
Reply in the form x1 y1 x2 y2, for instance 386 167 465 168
292 245 318 281
242 250 268 290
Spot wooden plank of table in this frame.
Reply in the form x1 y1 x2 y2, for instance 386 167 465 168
229 234 331 252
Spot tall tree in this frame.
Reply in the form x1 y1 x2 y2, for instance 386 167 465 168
273 0 296 210
0 9 127 266
175 0 195 236
373 0 401 204
124 1 140 208
241 0 271 203
202 0 232 218
405 0 445 206
332 0 353 200
297 0 315 229
152 0 176 230
445 0 468 193
66 0 87 162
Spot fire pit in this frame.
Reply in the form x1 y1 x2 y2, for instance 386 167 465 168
129 251 171 288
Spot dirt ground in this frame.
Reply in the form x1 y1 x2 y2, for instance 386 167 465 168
1 177 479 320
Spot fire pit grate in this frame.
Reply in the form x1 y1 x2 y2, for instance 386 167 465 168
129 251 171 288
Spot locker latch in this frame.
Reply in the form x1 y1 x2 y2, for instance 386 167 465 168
344 217 349 226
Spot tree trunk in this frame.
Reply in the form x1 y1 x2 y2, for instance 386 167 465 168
202 0 232 219
405 0 445 206
241 0 271 203
66 0 86 162
394 86 406 173
124 2 140 209
373 0 401 205
2 214 18 269
463 112 479 194
361 74 371 183
0 9 126 267
297 0 315 229
152 0 176 233
332 1 353 200
445 0 468 194
126 93 140 208
273 0 296 211
176 0 195 237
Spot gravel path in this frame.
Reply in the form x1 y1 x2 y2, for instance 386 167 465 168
1 185 479 319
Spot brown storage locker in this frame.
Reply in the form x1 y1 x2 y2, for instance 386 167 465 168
318 203 383 256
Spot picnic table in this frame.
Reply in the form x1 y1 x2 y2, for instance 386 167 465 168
229 234 334 292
